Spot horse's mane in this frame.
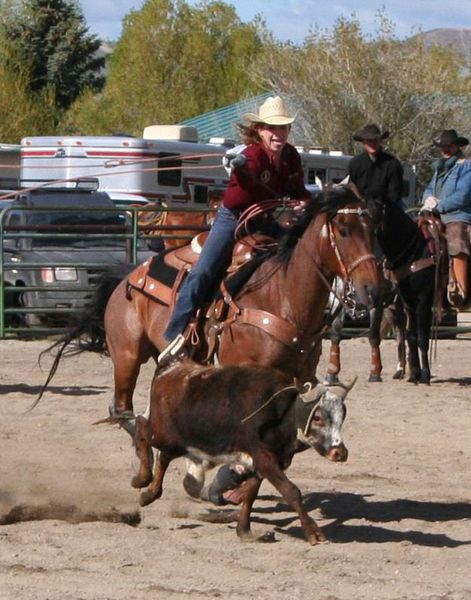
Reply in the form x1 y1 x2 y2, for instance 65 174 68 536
276 185 359 264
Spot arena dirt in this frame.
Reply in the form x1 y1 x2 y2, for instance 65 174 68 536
0 337 470 600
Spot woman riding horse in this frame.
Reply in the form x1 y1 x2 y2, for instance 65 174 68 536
157 96 310 364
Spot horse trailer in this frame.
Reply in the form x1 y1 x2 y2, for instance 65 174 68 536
19 126 418 209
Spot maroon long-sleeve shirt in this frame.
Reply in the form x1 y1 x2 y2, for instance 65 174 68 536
223 142 308 211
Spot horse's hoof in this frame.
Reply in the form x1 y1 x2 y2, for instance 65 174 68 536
368 374 382 383
392 369 404 380
109 403 134 418
420 372 431 385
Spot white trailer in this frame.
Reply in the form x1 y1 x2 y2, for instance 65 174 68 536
20 127 417 208
20 126 230 208
0 143 21 195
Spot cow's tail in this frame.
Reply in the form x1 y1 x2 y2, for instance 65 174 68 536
30 264 135 410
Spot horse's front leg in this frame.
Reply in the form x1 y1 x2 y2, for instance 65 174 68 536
325 339 341 385
368 306 383 382
325 309 344 385
391 300 407 379
416 296 433 385
405 312 420 383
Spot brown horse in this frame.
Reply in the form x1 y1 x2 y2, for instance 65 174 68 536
137 191 222 250
103 187 379 421
39 187 380 432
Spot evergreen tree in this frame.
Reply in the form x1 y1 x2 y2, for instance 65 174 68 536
0 15 56 140
1 0 105 112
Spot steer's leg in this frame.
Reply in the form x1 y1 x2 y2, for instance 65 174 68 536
254 450 326 545
139 450 172 507
236 476 263 541
131 415 154 489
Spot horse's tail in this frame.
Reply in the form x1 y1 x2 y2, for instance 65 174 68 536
30 264 135 410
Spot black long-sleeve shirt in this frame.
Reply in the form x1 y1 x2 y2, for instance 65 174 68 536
348 149 404 204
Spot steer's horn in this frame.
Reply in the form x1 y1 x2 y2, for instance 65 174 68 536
294 378 318 394
337 376 358 398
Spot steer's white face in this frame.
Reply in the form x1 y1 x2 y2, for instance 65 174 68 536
303 388 348 462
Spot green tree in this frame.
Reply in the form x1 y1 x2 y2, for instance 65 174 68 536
63 0 265 136
255 12 471 184
1 0 104 113
0 33 56 141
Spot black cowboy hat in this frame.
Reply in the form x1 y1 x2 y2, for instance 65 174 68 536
433 129 469 147
353 123 390 142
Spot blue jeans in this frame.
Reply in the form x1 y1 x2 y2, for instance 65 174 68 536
164 205 240 341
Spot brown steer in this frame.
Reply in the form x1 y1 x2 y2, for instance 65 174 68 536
131 359 350 544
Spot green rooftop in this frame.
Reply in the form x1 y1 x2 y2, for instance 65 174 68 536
180 92 272 142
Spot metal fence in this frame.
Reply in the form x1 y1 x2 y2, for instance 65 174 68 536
0 203 212 338
1 202 470 339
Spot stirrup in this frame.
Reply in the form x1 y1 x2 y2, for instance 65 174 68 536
157 334 187 364
447 281 465 308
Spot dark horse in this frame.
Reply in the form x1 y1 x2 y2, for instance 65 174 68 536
40 187 380 432
326 200 443 385
325 274 407 383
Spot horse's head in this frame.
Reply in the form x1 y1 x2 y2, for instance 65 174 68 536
313 185 381 309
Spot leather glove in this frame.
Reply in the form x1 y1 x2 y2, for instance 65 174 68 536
420 196 438 213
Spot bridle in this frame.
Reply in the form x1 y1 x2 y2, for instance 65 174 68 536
300 204 376 312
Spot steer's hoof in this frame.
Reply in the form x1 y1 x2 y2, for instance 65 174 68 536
131 473 153 489
140 488 162 507
183 473 204 499
307 528 327 545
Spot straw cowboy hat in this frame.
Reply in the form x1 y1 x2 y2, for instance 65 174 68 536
242 96 296 126
353 123 390 142
433 129 469 147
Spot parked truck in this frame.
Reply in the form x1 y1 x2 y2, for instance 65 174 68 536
1 187 153 329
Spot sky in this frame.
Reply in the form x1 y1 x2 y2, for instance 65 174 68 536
80 0 471 44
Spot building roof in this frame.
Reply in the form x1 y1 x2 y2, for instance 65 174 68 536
180 92 272 142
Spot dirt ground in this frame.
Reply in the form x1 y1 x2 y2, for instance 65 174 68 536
0 336 470 600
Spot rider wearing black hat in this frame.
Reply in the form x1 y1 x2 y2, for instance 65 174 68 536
348 123 404 205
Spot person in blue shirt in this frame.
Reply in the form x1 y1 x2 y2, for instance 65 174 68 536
422 129 471 307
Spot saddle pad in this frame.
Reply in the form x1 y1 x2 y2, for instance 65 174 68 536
127 254 180 306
